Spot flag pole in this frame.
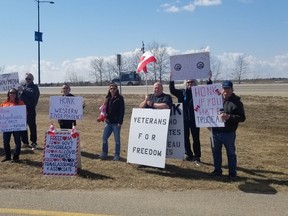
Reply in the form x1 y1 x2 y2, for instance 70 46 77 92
141 41 149 94
145 73 148 94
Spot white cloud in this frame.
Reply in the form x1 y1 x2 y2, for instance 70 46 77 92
194 0 222 6
161 0 222 13
164 5 181 13
183 3 196 12
3 50 288 84
237 0 254 4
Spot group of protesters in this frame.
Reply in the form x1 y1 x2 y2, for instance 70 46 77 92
1 72 246 181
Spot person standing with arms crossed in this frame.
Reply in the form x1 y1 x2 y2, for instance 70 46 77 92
210 80 246 181
139 82 172 110
18 73 40 150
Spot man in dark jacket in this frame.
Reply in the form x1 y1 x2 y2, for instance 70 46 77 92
211 80 246 181
169 79 201 162
19 73 40 150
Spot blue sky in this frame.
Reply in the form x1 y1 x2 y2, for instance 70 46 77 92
1 0 288 83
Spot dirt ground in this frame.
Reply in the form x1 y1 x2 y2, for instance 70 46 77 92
0 94 287 193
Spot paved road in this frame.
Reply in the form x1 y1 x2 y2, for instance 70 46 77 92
39 83 288 97
0 189 287 216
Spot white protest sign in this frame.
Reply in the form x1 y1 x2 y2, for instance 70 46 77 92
0 72 20 92
42 131 79 176
49 96 83 120
192 83 224 127
0 105 26 132
166 103 185 159
127 108 170 168
170 52 210 81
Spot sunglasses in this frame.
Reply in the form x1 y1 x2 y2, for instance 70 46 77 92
187 81 194 84
9 92 16 94
25 78 32 80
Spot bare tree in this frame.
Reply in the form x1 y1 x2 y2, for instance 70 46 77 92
210 56 222 81
147 41 170 82
232 54 249 84
106 58 122 81
90 57 105 86
66 70 83 84
0 66 5 74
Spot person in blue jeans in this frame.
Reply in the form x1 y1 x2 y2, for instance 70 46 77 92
100 83 125 161
211 80 246 181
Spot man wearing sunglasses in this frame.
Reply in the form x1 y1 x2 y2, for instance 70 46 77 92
169 79 202 162
18 73 40 150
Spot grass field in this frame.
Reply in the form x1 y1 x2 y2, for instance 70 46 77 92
0 93 287 193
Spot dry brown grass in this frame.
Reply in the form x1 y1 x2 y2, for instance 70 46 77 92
0 94 287 193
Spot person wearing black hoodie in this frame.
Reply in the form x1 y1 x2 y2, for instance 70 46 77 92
211 80 246 181
169 79 201 162
19 73 40 150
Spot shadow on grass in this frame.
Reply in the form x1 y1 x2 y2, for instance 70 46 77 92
78 169 113 180
236 166 288 195
21 158 113 181
21 159 42 167
138 162 287 194
81 151 99 160
139 163 216 181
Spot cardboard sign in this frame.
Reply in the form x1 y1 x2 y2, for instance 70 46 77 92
42 131 79 176
192 83 224 127
127 108 170 168
0 105 26 132
49 96 83 120
170 52 210 81
0 72 20 92
166 103 185 159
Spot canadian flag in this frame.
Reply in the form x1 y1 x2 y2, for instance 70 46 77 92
71 125 79 138
137 51 157 73
47 123 55 136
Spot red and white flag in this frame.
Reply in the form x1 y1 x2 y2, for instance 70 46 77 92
47 122 55 136
137 51 157 73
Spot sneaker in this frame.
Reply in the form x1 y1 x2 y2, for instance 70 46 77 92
113 155 120 161
11 158 20 163
210 170 223 177
31 143 37 150
22 143 30 148
193 157 201 162
1 157 11 162
100 153 107 160
184 155 193 161
229 174 237 182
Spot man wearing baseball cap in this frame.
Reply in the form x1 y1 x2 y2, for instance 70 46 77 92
210 80 246 181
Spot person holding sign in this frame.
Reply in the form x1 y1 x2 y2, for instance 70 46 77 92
100 83 125 161
139 82 172 109
169 79 202 162
58 84 77 129
1 88 25 163
18 73 40 150
211 80 246 181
